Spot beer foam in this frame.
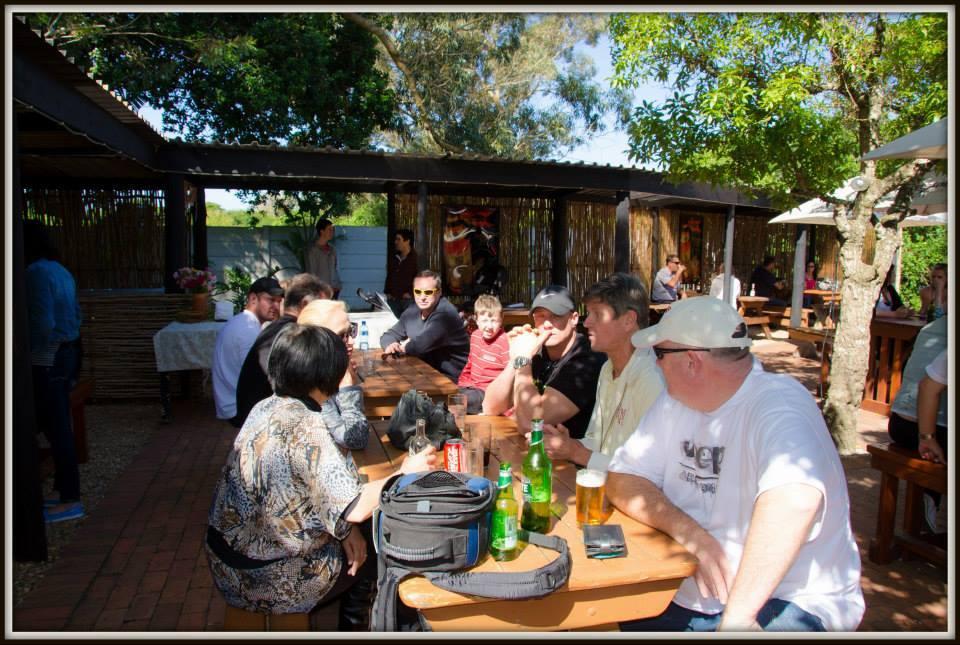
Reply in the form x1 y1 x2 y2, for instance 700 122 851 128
576 469 605 487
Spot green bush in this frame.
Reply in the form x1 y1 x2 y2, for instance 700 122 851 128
899 227 947 311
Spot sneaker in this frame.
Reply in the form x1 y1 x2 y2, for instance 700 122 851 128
44 502 85 523
923 493 939 533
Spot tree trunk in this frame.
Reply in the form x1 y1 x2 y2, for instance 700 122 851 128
822 202 901 454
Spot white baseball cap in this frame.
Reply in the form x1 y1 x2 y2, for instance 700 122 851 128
631 297 752 350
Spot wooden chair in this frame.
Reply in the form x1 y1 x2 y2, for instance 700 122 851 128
866 442 947 566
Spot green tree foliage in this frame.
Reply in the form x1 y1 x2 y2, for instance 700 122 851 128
900 227 948 312
25 12 397 146
346 12 630 159
610 12 947 452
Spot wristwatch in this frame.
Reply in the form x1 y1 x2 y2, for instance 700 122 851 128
919 433 936 441
512 356 532 370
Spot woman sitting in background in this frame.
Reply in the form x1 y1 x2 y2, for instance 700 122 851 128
875 270 912 319
206 324 437 629
919 263 947 321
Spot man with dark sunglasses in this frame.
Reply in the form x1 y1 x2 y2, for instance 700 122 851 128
606 297 863 632
379 269 470 381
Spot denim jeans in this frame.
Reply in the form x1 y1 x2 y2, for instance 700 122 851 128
620 598 826 632
33 341 81 502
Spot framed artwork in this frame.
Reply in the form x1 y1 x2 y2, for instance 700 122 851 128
678 215 703 282
442 205 500 295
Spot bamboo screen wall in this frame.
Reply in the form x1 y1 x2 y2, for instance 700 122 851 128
565 200 616 301
21 187 176 289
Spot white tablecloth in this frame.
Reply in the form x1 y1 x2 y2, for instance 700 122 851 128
153 321 226 372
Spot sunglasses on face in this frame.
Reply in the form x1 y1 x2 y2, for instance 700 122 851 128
652 346 712 360
340 322 358 341
413 288 438 297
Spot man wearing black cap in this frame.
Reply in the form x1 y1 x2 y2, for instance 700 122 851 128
483 285 605 438
212 276 284 424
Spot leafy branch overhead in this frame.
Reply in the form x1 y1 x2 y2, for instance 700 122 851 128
346 12 631 159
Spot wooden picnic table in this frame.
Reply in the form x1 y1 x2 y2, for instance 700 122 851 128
357 350 459 418
737 296 773 339
354 415 698 631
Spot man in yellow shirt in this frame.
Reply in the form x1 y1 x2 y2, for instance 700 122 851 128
542 273 664 470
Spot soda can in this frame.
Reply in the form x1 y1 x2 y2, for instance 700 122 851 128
444 438 466 473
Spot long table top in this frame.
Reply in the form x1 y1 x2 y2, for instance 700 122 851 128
357 349 459 417
354 415 698 631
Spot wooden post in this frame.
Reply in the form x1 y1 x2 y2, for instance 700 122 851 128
614 192 631 274
723 205 735 300
651 206 661 279
164 173 187 293
417 183 428 268
193 185 208 270
12 108 49 562
791 225 808 328
551 196 568 286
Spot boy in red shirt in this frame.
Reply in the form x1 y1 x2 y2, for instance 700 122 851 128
458 295 510 413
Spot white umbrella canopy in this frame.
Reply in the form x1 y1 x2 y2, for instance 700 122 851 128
862 119 947 160
769 174 947 227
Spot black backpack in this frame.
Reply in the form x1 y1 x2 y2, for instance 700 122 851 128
386 389 461 451
371 470 571 631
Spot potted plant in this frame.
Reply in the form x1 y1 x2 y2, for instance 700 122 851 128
173 267 217 315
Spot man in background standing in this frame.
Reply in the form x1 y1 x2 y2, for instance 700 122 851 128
212 277 284 425
384 228 418 317
306 218 342 299
25 222 85 523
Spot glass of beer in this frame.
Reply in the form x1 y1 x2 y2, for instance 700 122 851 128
576 469 609 528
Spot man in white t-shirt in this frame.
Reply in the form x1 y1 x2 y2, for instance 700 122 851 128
541 273 663 471
708 260 741 309
212 277 284 423
607 297 864 632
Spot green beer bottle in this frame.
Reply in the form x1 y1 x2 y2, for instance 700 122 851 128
489 462 519 561
521 419 552 533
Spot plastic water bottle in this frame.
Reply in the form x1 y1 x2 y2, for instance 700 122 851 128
358 320 369 352
750 283 756 297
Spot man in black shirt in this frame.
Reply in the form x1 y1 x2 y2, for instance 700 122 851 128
232 273 331 427
380 269 470 381
749 256 788 306
483 285 605 439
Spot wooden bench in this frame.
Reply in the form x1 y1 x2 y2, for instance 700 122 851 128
741 314 773 340
762 305 814 329
866 442 947 566
223 606 311 631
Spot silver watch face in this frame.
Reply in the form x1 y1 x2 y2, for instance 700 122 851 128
513 357 530 369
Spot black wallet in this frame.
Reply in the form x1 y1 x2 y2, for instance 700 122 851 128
583 524 627 559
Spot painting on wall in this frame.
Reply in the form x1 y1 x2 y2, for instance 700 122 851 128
442 205 500 296
678 214 703 283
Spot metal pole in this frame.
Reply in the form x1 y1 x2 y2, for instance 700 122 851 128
614 192 631 274
790 225 808 328
723 205 735 303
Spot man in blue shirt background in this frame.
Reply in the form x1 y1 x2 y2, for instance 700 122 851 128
24 222 85 523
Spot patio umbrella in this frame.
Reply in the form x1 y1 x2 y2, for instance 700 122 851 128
769 175 948 227
862 119 947 160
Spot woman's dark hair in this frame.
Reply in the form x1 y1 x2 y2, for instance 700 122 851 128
268 324 347 399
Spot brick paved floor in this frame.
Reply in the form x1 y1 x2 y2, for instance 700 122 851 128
12 341 950 632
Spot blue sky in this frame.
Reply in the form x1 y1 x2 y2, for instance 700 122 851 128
138 34 666 210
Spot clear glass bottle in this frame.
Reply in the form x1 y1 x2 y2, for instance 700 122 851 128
408 418 431 456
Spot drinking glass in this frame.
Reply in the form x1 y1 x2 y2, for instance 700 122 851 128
576 469 610 528
462 425 485 477
362 356 376 378
467 421 493 473
448 393 467 432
